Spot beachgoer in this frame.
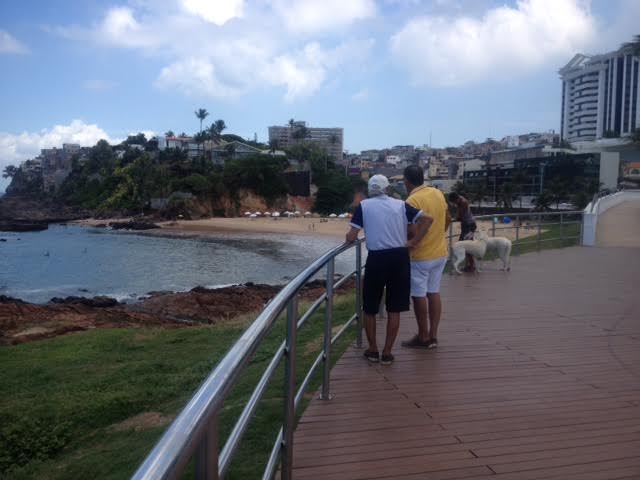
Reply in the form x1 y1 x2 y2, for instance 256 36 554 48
448 192 477 272
345 174 432 365
401 166 451 349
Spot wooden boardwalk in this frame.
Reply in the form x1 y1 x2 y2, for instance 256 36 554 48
293 238 640 478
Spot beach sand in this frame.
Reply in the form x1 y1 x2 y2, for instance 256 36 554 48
76 216 538 242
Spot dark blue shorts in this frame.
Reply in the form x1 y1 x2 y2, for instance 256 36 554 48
363 247 410 314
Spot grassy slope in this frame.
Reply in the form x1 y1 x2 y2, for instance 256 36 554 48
1 295 357 479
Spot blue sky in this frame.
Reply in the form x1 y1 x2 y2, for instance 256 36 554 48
1 0 638 190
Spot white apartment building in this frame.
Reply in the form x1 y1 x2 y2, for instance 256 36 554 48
559 43 639 143
268 121 343 161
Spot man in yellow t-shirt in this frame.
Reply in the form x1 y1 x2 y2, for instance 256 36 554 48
401 165 451 349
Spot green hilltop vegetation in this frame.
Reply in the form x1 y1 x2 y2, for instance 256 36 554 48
3 128 365 217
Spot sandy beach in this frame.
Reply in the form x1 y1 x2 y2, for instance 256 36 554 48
76 216 538 242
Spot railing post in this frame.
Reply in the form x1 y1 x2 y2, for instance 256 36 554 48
515 218 520 256
491 216 496 237
321 259 334 400
355 242 363 349
196 414 219 480
281 296 298 480
537 215 542 252
560 212 564 244
448 222 454 268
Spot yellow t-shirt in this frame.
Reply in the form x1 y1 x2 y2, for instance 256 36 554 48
407 186 448 261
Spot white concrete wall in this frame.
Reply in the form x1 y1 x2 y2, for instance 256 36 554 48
599 151 620 191
582 190 640 245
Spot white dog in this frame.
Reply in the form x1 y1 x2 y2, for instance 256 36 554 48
451 234 487 274
451 231 512 274
484 233 512 272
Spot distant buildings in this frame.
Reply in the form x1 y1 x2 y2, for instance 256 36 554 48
40 143 83 191
268 121 343 161
559 42 639 143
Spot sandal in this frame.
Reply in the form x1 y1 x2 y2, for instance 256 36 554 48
363 350 380 363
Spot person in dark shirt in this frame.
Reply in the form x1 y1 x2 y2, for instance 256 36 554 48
346 175 432 365
448 192 477 272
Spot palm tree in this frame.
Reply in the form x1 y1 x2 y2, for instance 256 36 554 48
210 119 227 142
195 108 209 134
164 130 175 138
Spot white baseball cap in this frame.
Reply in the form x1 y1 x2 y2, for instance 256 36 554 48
368 174 389 196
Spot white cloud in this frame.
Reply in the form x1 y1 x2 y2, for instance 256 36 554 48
270 0 376 34
390 0 596 86
155 39 375 102
50 2 376 102
155 57 244 99
0 29 28 54
0 120 117 178
182 0 244 25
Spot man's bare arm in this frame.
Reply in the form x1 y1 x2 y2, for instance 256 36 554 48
407 214 433 249
445 209 452 230
345 226 360 243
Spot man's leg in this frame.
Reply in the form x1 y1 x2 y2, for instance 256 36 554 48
364 312 378 352
426 293 442 340
412 296 430 342
382 312 400 356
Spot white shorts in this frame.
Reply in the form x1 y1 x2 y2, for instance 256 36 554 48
410 256 447 297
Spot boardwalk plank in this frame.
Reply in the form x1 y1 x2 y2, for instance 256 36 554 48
292 245 640 479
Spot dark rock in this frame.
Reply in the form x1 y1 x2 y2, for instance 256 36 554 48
109 221 160 231
1 295 26 304
49 296 120 308
0 220 48 232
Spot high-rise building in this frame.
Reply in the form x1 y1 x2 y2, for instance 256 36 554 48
268 121 343 161
559 42 639 143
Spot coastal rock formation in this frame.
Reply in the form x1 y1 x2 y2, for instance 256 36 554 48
0 195 90 223
108 220 160 231
0 278 355 345
0 220 49 232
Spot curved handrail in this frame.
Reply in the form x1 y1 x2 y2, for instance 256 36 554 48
132 238 363 480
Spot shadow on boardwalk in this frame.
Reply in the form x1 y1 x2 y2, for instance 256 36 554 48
293 246 640 479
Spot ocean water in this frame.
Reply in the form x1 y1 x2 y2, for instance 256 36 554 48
0 224 356 304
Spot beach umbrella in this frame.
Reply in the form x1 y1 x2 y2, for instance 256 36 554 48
254 211 261 216
304 211 311 217
272 212 280 217
294 211 301 216
329 213 337 218
249 214 257 218
244 211 251 216
263 211 270 216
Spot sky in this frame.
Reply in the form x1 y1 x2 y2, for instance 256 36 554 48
1 0 639 191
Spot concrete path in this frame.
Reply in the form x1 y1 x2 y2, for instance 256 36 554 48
293 246 640 479
596 200 640 247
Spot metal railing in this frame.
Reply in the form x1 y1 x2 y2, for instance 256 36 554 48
446 210 584 263
132 239 364 480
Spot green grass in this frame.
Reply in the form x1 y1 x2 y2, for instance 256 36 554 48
0 294 358 479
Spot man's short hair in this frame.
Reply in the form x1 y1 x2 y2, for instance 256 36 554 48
403 165 424 187
448 192 460 202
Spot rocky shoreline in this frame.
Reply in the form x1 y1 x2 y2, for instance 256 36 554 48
0 279 354 346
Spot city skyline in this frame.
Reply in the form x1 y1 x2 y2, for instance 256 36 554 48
1 0 639 191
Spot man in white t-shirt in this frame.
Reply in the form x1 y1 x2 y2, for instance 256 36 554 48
346 175 432 365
